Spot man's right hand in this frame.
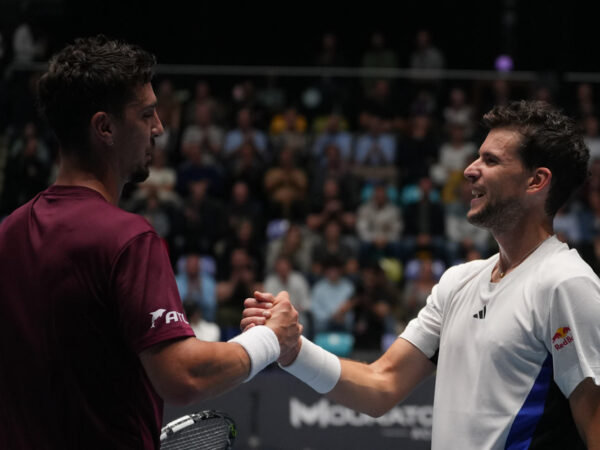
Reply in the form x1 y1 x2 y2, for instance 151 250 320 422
241 291 302 366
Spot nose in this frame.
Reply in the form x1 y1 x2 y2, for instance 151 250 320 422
463 157 480 182
152 110 164 137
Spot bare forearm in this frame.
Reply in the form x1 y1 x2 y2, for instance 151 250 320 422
140 338 251 406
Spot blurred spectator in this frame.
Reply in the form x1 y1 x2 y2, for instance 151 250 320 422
217 217 264 279
226 180 264 239
570 82 599 120
216 248 262 337
310 219 359 281
409 29 445 71
306 177 357 234
442 86 474 139
181 179 227 256
136 190 173 240
226 140 266 200
402 177 447 263
361 31 398 92
311 113 353 166
223 107 268 160
313 32 349 113
12 19 46 63
230 80 267 129
310 254 355 335
269 106 309 161
397 113 440 186
430 118 477 186
257 75 286 116
183 80 226 127
181 103 224 166
352 114 397 184
359 79 399 130
356 181 403 264
265 223 314 275
352 261 399 350
176 141 225 199
9 121 51 166
263 146 309 221
402 257 440 321
182 300 221 342
264 254 312 336
176 254 217 322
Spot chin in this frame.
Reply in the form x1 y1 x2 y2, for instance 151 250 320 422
130 167 150 183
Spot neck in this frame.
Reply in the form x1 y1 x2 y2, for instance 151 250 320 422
54 156 123 205
492 218 553 281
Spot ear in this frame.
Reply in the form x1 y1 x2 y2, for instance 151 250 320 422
527 167 552 193
90 111 114 146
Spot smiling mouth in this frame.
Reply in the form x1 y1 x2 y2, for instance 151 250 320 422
472 191 484 199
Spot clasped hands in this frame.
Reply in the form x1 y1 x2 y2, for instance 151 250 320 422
241 291 302 366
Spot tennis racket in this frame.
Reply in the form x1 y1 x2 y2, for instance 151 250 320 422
160 410 237 450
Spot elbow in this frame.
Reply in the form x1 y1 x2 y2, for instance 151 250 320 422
155 374 210 406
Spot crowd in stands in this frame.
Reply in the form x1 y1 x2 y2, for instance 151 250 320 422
3 28 600 355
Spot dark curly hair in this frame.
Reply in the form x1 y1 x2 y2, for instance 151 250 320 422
37 35 156 155
482 100 589 216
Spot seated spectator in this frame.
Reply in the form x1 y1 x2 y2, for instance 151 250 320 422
180 102 224 166
310 254 356 335
310 218 359 282
176 253 217 322
356 181 403 264
269 106 309 161
582 115 600 163
263 146 309 221
223 107 268 161
402 177 447 263
183 79 226 128
402 256 440 322
352 114 397 183
264 254 312 337
226 180 265 239
176 141 225 199
225 140 267 199
442 86 475 139
181 179 227 256
352 261 399 350
217 217 265 279
182 300 221 342
265 222 314 276
216 248 263 338
9 121 51 166
306 177 357 235
553 202 583 248
396 113 440 187
311 113 353 167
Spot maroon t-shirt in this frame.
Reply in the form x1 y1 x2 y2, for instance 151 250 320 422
0 185 195 449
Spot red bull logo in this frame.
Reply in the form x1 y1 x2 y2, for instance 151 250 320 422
552 326 573 350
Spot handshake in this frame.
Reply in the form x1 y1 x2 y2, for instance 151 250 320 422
229 290 341 394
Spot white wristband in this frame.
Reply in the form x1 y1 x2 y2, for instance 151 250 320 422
279 336 341 393
229 326 280 382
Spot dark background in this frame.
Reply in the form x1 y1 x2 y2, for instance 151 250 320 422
1 0 598 72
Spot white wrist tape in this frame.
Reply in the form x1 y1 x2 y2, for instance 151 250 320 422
229 326 280 382
279 336 341 393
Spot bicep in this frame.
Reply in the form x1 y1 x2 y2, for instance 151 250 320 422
569 377 600 448
139 337 249 405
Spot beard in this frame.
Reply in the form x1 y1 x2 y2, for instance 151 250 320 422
467 195 526 234
130 165 150 183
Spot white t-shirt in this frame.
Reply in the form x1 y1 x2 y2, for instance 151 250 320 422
401 235 600 449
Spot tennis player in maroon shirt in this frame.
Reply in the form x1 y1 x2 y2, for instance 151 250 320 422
0 35 301 449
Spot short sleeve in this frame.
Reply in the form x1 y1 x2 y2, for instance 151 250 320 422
547 276 600 397
111 232 195 353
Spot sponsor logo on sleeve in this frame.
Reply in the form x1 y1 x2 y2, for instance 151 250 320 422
149 308 189 329
551 326 573 350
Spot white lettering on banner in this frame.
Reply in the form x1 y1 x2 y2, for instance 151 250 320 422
290 398 433 429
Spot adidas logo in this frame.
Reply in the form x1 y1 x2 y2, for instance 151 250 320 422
473 305 487 319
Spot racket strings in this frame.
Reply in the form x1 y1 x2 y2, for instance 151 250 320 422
161 417 234 450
